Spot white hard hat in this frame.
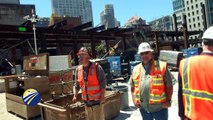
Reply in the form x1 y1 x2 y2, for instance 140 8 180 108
202 26 213 40
138 42 153 54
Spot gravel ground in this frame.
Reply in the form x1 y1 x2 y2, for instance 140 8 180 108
0 72 179 120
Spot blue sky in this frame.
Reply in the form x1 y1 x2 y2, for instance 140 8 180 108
20 0 173 26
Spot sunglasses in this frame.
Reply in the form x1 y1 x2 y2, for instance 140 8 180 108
140 52 150 56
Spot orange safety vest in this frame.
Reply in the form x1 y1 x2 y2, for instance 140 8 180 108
179 55 213 120
77 62 101 101
132 60 167 104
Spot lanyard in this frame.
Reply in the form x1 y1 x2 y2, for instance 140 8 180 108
83 62 92 100
84 62 92 82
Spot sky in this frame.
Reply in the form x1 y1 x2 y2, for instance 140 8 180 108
20 0 173 26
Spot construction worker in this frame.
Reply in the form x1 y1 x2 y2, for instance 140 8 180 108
72 47 106 120
178 26 213 120
130 42 174 120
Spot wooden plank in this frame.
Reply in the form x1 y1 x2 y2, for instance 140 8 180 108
6 93 23 104
24 77 51 98
6 99 28 118
0 74 24 79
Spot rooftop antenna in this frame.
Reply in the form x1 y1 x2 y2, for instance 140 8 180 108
24 9 40 55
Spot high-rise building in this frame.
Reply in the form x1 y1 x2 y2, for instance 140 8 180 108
205 0 213 27
0 3 35 25
0 0 20 4
172 0 213 31
100 4 116 29
172 0 185 30
184 0 205 31
114 18 120 27
51 0 93 24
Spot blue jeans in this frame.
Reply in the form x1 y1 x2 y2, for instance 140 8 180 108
139 108 168 120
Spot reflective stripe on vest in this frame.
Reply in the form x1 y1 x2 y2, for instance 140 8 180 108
82 92 101 100
81 86 101 91
182 58 213 118
182 58 192 117
150 93 166 102
77 62 101 101
149 61 166 104
154 61 160 71
183 88 213 102
132 60 166 104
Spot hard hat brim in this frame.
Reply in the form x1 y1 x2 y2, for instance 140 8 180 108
138 49 153 54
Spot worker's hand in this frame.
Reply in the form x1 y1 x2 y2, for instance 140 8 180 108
134 102 141 108
100 96 106 104
162 101 171 108
72 96 77 103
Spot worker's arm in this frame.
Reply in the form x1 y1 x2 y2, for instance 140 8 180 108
96 64 106 103
130 76 141 108
72 69 80 102
162 68 175 108
100 89 106 104
178 72 185 119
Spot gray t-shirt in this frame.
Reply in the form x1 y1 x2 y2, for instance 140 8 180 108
129 60 176 112
74 62 106 91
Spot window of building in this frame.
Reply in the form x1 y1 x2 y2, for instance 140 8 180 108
192 11 195 16
191 5 194 10
191 0 193 3
198 23 200 27
189 19 191 23
197 16 200 21
187 7 190 11
189 25 192 29
193 18 195 22
194 24 196 27
196 4 198 8
187 1 189 5
197 10 199 14
188 13 190 17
